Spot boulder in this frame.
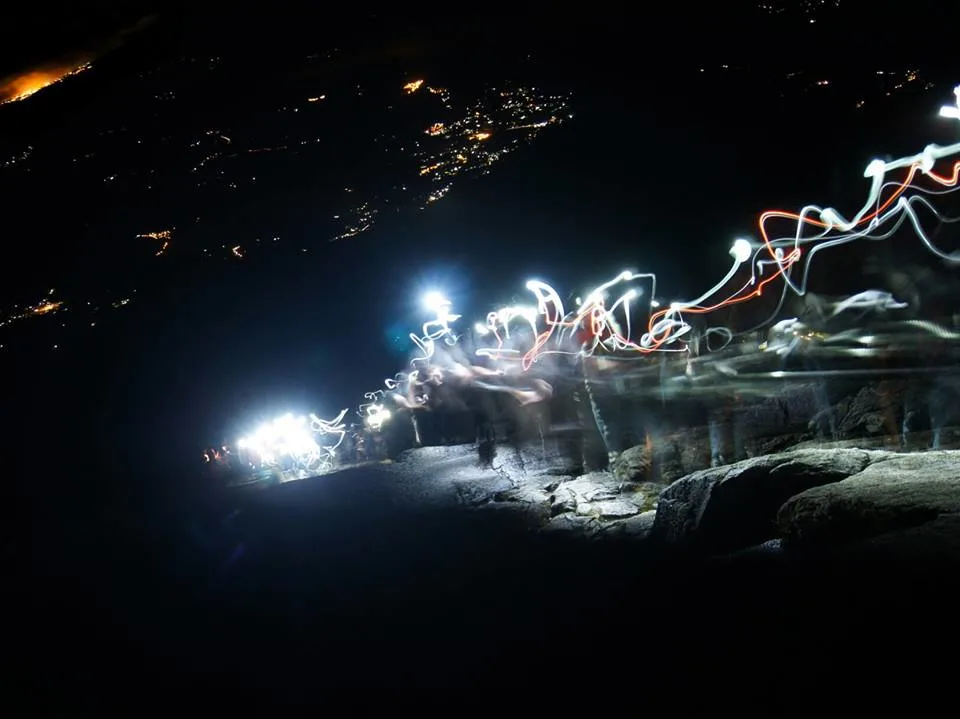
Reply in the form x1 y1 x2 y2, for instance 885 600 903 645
543 512 601 536
777 451 960 549
612 443 652 483
651 448 884 553
586 509 658 540
836 381 906 439
578 498 640 519
621 510 657 539
553 472 622 504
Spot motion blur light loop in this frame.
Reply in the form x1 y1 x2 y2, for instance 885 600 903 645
218 86 960 476
469 84 960 368
363 403 392 431
409 291 461 368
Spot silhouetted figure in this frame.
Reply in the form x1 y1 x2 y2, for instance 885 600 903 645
477 430 496 467
573 386 608 471
417 409 437 446
355 431 368 462
464 387 496 466
371 431 386 460
338 430 355 466
382 409 415 457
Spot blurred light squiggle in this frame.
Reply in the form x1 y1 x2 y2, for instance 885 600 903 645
410 292 460 368
472 86 960 369
292 84 960 469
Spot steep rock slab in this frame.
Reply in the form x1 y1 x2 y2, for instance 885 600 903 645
777 451 960 550
651 448 880 553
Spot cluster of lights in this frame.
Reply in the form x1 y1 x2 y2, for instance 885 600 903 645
1 75 571 339
406 80 570 211
137 229 174 257
352 85 960 418
233 410 348 475
0 289 65 330
361 402 392 431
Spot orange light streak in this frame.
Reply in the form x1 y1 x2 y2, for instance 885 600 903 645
510 155 960 369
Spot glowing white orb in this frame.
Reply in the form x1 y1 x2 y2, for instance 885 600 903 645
730 238 752 263
423 291 449 312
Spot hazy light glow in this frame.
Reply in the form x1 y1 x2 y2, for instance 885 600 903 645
939 85 960 120
422 291 449 313
363 403 392 430
730 238 753 263
236 409 348 474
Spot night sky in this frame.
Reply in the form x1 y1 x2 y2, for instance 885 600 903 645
3 2 958 477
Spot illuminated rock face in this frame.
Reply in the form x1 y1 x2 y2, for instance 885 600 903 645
652 448 878 552
778 451 960 551
353 368 960 555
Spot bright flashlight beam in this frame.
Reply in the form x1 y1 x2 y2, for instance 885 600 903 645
940 86 960 120
236 409 349 473
423 291 449 312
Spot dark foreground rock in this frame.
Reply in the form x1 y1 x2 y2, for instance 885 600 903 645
19 449 960 706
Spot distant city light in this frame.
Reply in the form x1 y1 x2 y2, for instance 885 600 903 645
0 69 571 344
